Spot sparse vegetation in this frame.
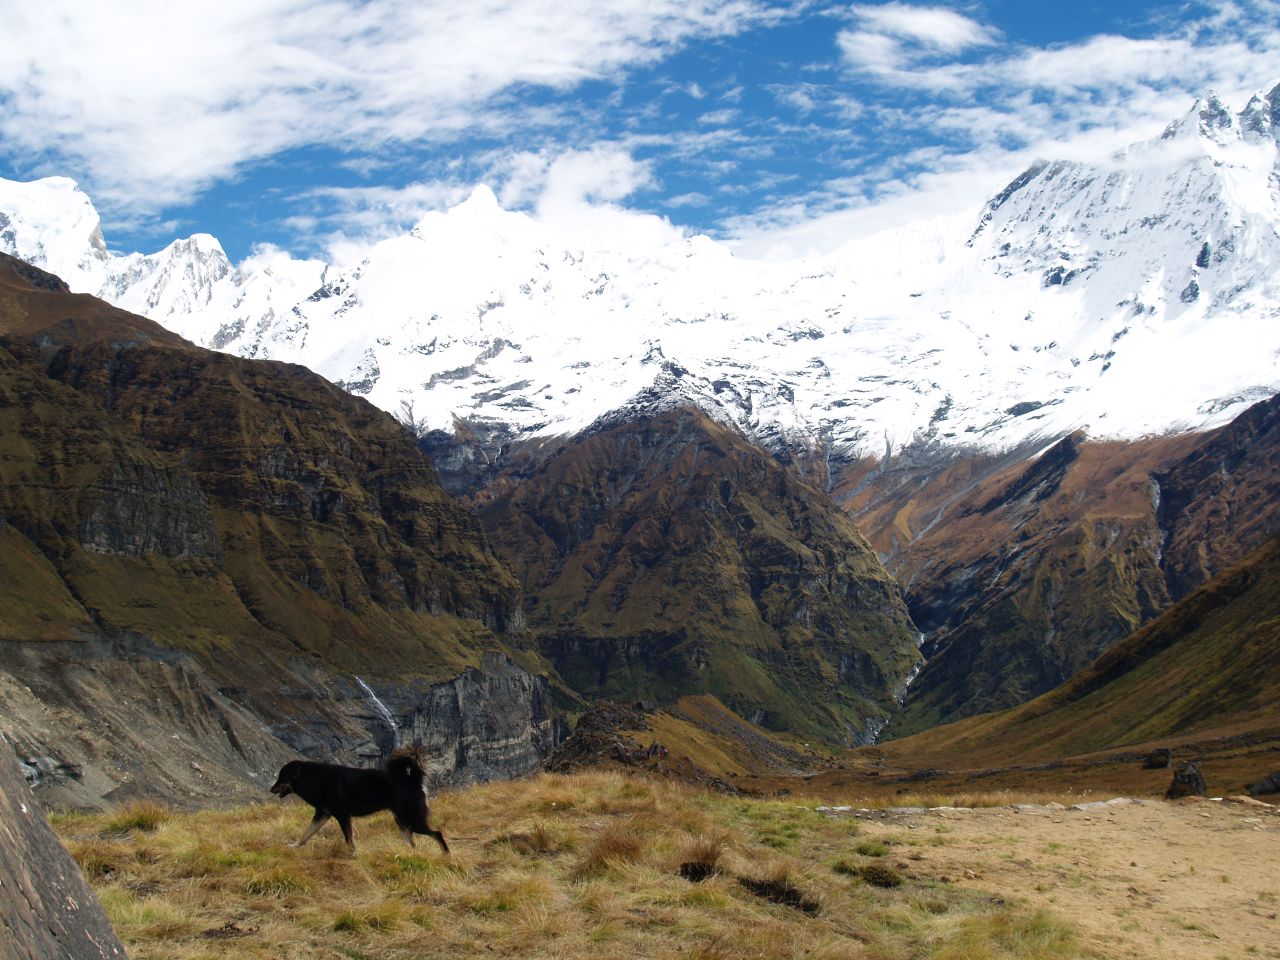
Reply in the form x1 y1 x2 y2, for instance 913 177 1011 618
54 770 1093 960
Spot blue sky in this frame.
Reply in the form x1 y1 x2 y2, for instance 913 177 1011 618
1 1 1277 262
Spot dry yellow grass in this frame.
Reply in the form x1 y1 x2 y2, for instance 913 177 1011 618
51 771 1091 960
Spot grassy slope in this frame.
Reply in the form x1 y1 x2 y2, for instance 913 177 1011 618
877 532 1280 768
53 771 1084 960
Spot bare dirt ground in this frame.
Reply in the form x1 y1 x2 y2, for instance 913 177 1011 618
840 795 1280 960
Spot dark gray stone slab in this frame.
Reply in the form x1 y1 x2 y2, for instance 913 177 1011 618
0 740 126 959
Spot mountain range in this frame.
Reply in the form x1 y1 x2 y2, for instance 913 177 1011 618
1 83 1278 803
3 83 1278 474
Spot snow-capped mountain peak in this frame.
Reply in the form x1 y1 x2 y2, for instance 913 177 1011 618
2 84 1279 467
0 176 108 283
1239 82 1280 143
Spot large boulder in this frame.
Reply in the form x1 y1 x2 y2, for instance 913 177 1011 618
1247 771 1280 796
0 740 125 958
1142 747 1173 769
1166 760 1208 799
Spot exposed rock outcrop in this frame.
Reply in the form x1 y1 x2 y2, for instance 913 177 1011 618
846 393 1280 738
1248 771 1280 796
1156 393 1280 599
271 654 566 787
1166 761 1208 799
0 739 125 958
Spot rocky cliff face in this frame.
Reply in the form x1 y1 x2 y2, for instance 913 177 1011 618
0 253 559 806
1156 393 1280 599
481 407 921 744
342 654 568 787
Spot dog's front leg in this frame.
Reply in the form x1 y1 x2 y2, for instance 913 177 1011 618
400 828 416 847
292 811 330 847
337 815 355 852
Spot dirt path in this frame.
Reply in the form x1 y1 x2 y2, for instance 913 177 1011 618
845 796 1279 959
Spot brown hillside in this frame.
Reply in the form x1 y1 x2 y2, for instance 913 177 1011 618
481 407 921 744
0 253 558 804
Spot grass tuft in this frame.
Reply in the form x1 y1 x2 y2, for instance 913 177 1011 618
241 865 313 898
857 863 904 888
103 800 170 834
574 821 645 878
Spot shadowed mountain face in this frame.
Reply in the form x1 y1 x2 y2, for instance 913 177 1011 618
481 408 922 744
841 395 1280 739
877 530 1280 769
0 253 560 803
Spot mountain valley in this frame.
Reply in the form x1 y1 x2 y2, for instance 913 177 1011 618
0 83 1277 810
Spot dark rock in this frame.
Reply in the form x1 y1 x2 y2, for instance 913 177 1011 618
1155 392 1280 600
737 876 821 915
1005 400 1046 417
977 431 1080 514
79 460 223 560
679 861 717 883
1142 747 1172 769
1165 760 1207 798
380 654 566 786
1247 771 1280 796
0 741 126 958
1196 241 1211 269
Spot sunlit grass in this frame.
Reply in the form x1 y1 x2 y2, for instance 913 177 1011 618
54 769 1092 960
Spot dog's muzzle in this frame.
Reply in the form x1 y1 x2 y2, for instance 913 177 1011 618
269 780 293 797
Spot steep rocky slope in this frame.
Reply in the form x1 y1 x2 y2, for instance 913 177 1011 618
0 253 559 804
841 393 1280 738
480 407 921 744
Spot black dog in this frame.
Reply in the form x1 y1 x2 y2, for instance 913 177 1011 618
269 745 449 854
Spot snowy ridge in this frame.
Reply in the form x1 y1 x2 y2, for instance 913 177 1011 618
2 84 1279 462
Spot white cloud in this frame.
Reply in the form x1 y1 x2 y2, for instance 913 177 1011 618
698 108 741 125
838 3 997 80
850 3 998 52
538 146 657 210
836 30 906 75
291 180 478 254
0 0 773 218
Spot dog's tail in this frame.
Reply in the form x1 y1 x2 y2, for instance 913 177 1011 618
385 743 428 779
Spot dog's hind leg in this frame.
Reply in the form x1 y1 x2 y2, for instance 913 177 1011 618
426 828 449 855
292 811 330 847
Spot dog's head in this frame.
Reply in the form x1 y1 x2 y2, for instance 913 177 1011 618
270 760 303 797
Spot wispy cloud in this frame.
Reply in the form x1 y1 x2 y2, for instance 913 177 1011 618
0 0 775 219
2 0 1277 264
851 2 998 51
837 2 997 80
